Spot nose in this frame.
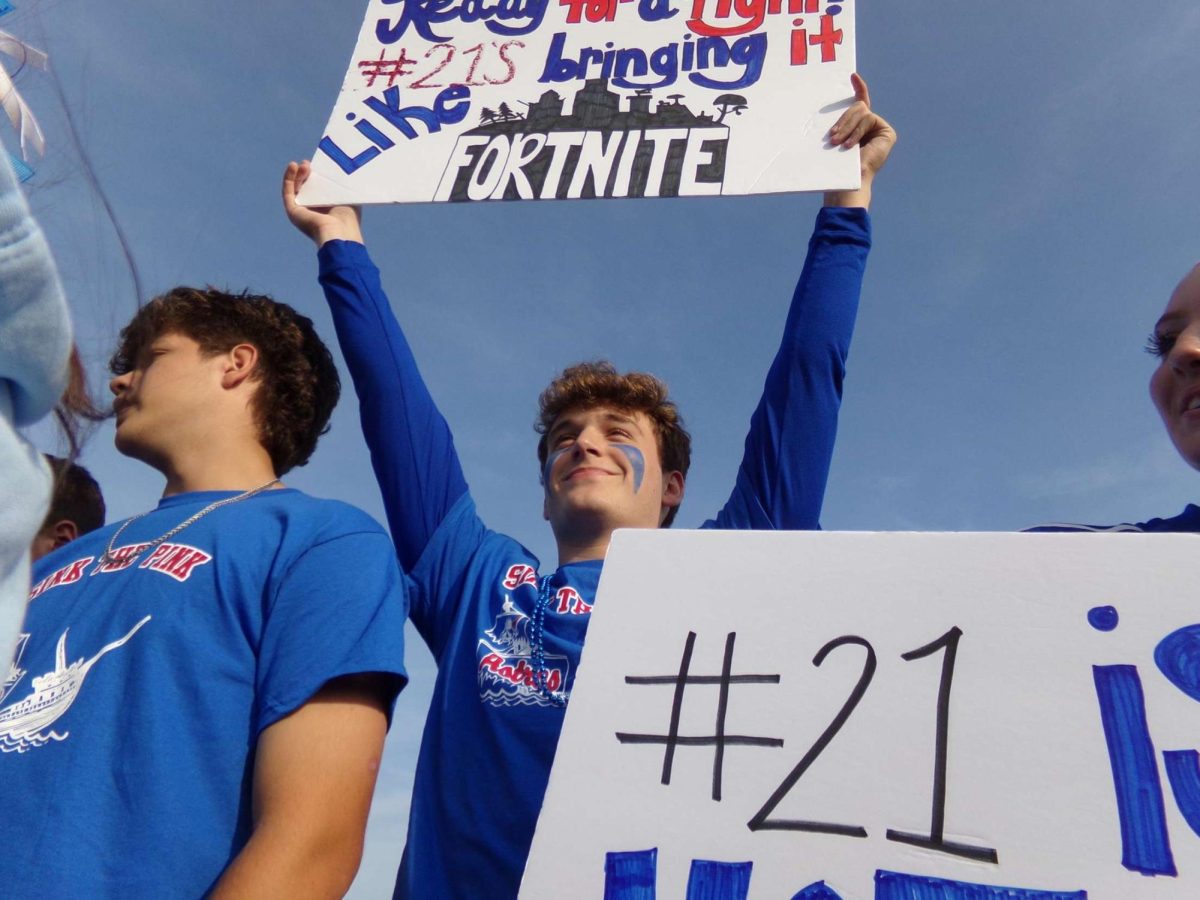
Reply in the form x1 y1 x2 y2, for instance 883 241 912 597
572 426 605 456
109 371 131 396
1169 329 1200 375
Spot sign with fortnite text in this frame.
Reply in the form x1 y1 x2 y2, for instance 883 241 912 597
301 0 858 205
522 531 1200 898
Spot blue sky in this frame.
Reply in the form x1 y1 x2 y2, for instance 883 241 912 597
12 1 1200 894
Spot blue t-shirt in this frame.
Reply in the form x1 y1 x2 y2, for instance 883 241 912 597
0 488 408 899
316 206 872 899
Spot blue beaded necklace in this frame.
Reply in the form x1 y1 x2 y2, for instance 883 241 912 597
530 575 567 707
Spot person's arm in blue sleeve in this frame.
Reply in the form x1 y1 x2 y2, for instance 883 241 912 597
706 74 897 530
282 162 467 575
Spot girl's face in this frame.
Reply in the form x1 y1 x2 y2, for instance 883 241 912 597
1149 265 1200 469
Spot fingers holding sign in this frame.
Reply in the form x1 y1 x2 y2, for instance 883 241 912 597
824 73 897 210
282 160 364 248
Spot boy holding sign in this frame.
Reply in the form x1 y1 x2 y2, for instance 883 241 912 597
284 75 894 900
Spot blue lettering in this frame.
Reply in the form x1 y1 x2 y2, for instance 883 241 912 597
638 0 677 21
317 136 380 175
434 84 472 125
542 31 763 91
1092 664 1177 876
604 849 657 900
376 0 548 44
688 32 766 90
538 33 579 83
875 869 1086 899
365 85 472 140
687 859 752 900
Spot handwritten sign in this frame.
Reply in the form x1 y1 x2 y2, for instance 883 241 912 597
300 0 858 205
521 531 1200 898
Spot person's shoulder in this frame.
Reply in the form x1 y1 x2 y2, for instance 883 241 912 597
1024 505 1200 534
263 489 390 540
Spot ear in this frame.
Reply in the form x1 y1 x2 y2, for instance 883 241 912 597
220 343 260 390
51 519 79 549
660 470 684 517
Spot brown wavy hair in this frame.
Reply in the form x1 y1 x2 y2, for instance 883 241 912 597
535 360 691 527
109 287 339 474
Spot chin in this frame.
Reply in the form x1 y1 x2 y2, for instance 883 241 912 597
113 428 157 465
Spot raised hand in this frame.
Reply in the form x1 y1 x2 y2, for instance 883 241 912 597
282 160 364 247
824 74 898 209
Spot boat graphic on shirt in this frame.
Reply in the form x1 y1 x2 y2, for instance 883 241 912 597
2 633 29 705
477 595 569 707
0 616 150 753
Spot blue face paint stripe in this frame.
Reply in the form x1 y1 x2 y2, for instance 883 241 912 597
615 444 645 493
542 447 570 486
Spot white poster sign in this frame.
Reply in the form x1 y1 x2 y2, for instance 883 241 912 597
522 531 1200 899
301 0 858 205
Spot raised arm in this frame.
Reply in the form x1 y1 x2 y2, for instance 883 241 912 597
706 75 896 530
283 162 467 573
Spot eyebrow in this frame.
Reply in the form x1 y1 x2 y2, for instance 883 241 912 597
600 411 637 426
1155 312 1185 331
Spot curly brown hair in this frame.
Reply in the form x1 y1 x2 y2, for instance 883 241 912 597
535 360 691 527
109 287 339 474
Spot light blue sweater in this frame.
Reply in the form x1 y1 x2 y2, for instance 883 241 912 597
0 152 71 670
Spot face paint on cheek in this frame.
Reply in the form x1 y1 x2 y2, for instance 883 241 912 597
614 444 646 493
541 447 570 486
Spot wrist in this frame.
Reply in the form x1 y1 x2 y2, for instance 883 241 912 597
823 171 874 209
314 224 363 248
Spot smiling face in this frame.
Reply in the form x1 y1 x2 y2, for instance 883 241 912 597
1149 265 1200 469
109 331 231 469
541 405 684 539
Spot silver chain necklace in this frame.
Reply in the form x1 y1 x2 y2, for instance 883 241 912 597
98 478 281 567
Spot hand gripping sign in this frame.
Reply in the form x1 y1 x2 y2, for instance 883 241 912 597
521 531 1200 899
300 0 859 205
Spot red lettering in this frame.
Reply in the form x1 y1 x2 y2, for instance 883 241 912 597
93 543 150 574
555 587 579 614
30 556 95 600
136 543 212 581
479 653 563 692
554 586 592 615
138 544 176 570
809 13 841 62
791 21 808 64
502 564 538 589
164 548 212 582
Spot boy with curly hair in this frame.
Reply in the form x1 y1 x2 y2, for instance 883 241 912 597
0 287 408 898
285 76 894 900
